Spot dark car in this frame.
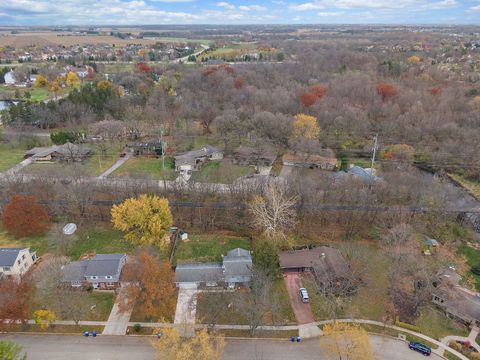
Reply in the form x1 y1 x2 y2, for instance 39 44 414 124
409 341 431 356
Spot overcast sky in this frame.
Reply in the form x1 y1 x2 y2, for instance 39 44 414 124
0 0 479 25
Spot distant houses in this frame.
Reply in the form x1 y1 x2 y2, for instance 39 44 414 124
175 248 252 288
24 143 91 163
127 141 163 156
62 253 127 290
174 145 223 173
230 145 277 169
0 248 37 280
282 152 338 170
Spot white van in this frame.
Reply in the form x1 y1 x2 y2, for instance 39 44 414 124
299 287 309 303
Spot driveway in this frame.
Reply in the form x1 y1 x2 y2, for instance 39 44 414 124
97 153 131 179
102 286 133 335
2 334 444 360
283 273 314 325
174 285 199 336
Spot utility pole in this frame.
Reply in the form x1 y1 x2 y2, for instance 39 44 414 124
160 126 165 170
371 133 378 170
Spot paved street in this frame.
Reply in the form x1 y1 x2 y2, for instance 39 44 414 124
0 334 444 360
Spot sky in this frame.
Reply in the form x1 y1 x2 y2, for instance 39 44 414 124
0 0 479 25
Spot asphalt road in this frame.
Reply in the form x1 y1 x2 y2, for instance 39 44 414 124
0 334 444 360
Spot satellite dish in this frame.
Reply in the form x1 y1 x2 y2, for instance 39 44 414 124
63 223 77 235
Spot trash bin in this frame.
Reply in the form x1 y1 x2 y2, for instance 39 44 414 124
291 336 295 342
84 331 89 337
297 336 301 343
92 331 97 337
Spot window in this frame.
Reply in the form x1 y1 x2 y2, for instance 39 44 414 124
22 254 26 260
17 259 21 265
106 276 113 280
91 276 98 280
2 267 11 272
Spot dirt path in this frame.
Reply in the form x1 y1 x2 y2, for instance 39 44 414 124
283 273 314 325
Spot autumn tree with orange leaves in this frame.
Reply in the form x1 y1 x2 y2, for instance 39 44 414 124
300 85 327 107
2 196 49 237
376 83 397 101
0 279 34 330
121 251 176 321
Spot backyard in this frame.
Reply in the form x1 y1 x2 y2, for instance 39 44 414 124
112 156 176 180
191 159 254 184
173 233 251 265
0 225 49 255
457 244 480 290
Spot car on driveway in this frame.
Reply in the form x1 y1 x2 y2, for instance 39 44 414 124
409 341 431 356
299 287 309 303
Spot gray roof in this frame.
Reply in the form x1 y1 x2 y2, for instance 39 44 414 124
63 260 88 282
175 263 224 283
26 143 91 159
0 248 22 267
423 236 439 247
175 145 221 165
84 254 126 277
226 248 251 258
223 248 252 282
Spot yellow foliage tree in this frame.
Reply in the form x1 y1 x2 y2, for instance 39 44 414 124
472 96 480 108
320 322 373 360
292 113 320 140
111 194 173 250
152 328 225 360
34 74 48 88
97 80 113 91
407 55 421 64
65 71 80 88
33 309 56 330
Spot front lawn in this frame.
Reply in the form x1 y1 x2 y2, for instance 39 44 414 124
68 227 134 260
414 307 468 340
0 142 26 172
174 233 251 264
457 244 480 290
0 225 50 255
28 88 50 102
191 159 254 184
83 292 115 321
112 156 176 180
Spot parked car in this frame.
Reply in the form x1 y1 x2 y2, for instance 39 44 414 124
409 341 431 356
299 287 309 303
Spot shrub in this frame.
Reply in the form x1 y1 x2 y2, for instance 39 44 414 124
133 323 142 332
471 263 480 276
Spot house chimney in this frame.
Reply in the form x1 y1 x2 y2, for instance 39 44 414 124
321 253 326 259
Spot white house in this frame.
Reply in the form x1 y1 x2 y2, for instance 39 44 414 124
0 248 38 280
4 71 16 85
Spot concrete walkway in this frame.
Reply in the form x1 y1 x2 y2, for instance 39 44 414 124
2 157 33 175
97 153 131 179
102 287 133 335
441 326 480 352
174 287 198 337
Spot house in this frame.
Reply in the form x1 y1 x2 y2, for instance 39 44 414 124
24 143 91 163
279 246 354 294
174 145 223 172
175 248 252 288
334 165 382 184
433 269 480 326
128 141 163 156
282 152 337 170
4 71 16 85
230 145 277 169
0 248 37 280
62 253 127 290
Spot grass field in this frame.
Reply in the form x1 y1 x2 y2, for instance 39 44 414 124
191 159 254 184
68 227 134 260
414 307 468 340
174 233 251 264
457 244 480 290
0 225 50 255
28 88 50 102
112 156 176 180
449 173 480 200
198 43 258 61
0 142 26 172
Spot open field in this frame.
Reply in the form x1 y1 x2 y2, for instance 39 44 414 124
0 225 49 255
198 42 259 61
174 233 251 264
191 159 254 184
112 156 176 180
0 33 158 47
0 142 26 172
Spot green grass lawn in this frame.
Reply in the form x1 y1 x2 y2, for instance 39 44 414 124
68 227 134 260
0 225 50 255
174 233 251 265
0 85 15 96
28 88 50 102
0 142 27 172
457 244 480 290
449 173 480 200
192 159 254 184
83 292 115 321
414 307 468 340
112 156 176 180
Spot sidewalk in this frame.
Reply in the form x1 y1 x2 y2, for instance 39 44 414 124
441 326 480 352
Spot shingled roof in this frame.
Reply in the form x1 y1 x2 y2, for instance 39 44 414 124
0 248 22 267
